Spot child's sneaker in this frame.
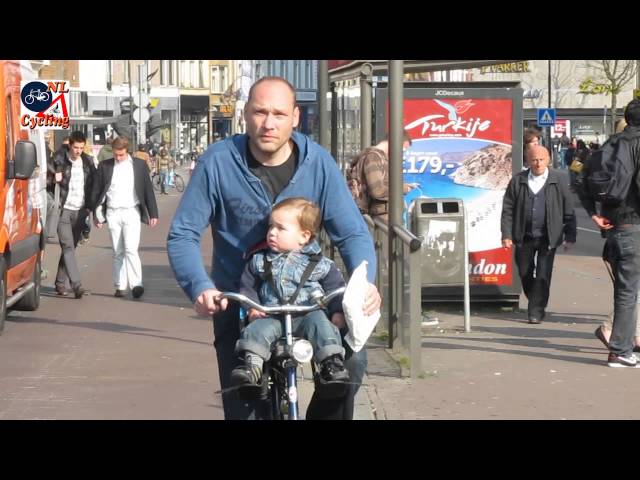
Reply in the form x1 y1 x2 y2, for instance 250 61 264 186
319 354 350 383
230 363 262 386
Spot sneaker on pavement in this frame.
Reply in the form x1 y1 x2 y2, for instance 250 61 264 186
73 285 85 299
114 289 126 298
132 286 144 299
607 352 640 368
55 285 69 296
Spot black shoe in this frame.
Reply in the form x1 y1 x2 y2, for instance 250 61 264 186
230 364 262 387
73 285 85 299
594 326 610 349
132 286 144 299
528 317 541 324
319 355 350 383
114 289 126 298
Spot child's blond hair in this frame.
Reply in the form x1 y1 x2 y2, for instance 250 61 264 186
271 197 321 241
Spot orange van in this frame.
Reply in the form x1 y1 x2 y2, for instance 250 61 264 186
0 60 45 334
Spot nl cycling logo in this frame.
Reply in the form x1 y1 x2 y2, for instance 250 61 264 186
20 80 70 130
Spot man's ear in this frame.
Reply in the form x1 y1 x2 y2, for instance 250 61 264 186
292 105 300 129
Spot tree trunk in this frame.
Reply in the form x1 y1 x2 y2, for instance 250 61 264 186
610 88 617 137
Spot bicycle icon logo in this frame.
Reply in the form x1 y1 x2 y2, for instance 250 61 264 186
20 81 52 112
23 89 50 105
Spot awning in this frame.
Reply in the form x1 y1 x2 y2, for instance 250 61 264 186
329 60 525 82
69 115 117 125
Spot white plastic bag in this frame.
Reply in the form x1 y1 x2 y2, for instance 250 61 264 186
342 261 380 352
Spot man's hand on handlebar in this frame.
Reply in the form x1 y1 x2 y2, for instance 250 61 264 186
247 308 267 322
194 289 228 316
363 283 382 316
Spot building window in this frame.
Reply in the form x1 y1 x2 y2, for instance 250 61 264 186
190 61 198 88
255 61 262 79
305 60 311 89
294 61 301 88
211 65 228 94
180 61 188 87
160 60 167 86
169 61 176 86
200 61 208 88
268 60 273 76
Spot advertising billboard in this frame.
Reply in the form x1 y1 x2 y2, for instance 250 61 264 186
376 83 523 301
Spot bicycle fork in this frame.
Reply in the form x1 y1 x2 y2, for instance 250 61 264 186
284 311 299 420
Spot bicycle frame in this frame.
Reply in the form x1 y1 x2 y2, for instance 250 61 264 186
220 288 345 420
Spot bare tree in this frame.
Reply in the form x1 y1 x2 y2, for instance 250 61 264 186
589 60 638 134
550 60 574 107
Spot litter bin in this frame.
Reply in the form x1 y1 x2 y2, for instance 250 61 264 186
411 198 466 287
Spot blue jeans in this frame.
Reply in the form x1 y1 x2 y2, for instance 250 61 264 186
236 310 344 363
213 304 367 420
604 226 640 357
159 171 168 194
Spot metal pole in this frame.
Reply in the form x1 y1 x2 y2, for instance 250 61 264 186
128 60 134 146
463 204 471 332
318 60 329 151
360 63 373 149
388 60 404 349
547 60 554 167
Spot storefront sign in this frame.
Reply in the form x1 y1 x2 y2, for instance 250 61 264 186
579 77 614 95
553 119 568 134
480 62 530 74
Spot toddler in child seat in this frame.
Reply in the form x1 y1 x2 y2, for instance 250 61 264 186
230 197 350 392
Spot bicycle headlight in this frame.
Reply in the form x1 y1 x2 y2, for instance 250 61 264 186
291 339 313 363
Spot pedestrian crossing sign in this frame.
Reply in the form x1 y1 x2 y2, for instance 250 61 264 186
537 108 556 126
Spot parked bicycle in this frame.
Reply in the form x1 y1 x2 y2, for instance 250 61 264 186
218 287 346 420
151 170 184 193
24 88 50 105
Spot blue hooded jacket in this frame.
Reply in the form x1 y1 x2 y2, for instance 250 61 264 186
167 131 376 302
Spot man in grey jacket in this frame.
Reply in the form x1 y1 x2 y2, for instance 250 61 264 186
501 145 576 324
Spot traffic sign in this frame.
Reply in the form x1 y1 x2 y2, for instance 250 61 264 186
133 107 150 124
133 92 149 107
537 108 556 126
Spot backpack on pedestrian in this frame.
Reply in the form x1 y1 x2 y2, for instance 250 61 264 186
346 147 384 214
576 130 640 206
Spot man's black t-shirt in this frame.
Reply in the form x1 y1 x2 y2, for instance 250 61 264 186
247 140 298 202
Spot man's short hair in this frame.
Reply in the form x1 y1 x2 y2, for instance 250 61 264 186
624 99 640 127
247 76 297 106
68 131 86 146
112 136 129 151
523 127 540 146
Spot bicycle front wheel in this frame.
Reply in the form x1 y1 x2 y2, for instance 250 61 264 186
174 174 185 193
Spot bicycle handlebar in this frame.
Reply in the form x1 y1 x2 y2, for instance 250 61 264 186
218 287 345 314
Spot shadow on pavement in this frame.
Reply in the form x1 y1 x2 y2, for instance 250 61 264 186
8 315 212 347
421 338 605 366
